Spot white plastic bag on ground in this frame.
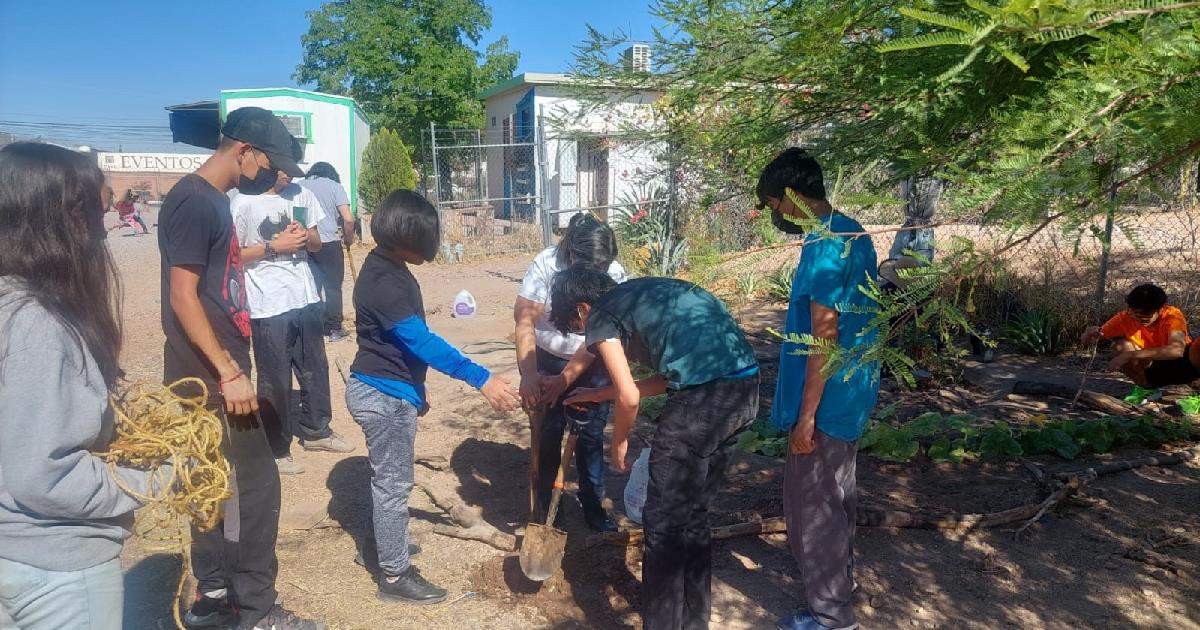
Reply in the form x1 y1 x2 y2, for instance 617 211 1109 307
623 448 652 524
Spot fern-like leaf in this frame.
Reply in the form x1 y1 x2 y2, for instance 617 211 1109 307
898 7 985 34
878 31 976 52
989 42 1031 72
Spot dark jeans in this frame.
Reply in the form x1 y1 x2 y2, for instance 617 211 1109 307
535 348 610 524
642 374 760 630
308 241 346 335
164 344 281 625
251 303 333 457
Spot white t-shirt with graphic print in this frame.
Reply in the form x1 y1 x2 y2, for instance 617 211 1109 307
231 184 327 320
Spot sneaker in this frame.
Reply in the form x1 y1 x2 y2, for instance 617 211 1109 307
377 566 448 605
326 329 350 343
300 433 354 453
1124 385 1164 406
776 610 857 630
275 456 305 475
238 605 324 630
183 590 238 628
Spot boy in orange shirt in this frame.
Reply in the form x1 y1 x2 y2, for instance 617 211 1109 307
1081 284 1200 404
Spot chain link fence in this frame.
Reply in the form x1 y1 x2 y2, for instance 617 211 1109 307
425 126 544 260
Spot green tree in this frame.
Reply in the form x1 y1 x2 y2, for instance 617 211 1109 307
572 1 1200 382
359 128 417 214
295 0 519 149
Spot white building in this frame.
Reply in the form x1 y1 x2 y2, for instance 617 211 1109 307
478 72 664 226
167 87 370 216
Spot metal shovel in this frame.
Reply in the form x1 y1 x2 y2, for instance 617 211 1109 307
519 431 578 581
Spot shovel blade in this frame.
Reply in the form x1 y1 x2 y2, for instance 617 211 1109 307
519 522 567 581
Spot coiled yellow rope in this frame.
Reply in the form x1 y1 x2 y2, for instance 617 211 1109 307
100 378 232 630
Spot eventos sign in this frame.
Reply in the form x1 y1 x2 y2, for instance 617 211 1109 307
97 152 211 173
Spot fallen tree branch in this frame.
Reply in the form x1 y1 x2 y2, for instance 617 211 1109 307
415 479 484 528
1015 472 1096 539
1050 445 1200 480
431 523 516 552
1011 380 1165 419
415 478 516 552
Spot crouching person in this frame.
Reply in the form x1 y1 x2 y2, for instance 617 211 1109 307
346 190 519 604
554 270 760 630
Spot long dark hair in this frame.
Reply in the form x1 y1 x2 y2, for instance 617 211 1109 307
555 213 618 270
307 161 341 183
0 143 123 386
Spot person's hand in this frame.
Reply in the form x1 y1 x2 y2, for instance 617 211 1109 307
563 386 612 410
342 222 356 247
1107 351 1134 372
519 372 542 410
480 375 520 413
271 227 308 254
610 437 630 473
538 374 569 407
220 373 259 417
1080 326 1101 346
790 417 817 455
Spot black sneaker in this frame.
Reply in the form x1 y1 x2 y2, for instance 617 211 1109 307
377 566 448 605
183 591 238 628
238 605 324 630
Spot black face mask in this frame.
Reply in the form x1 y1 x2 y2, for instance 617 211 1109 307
771 207 807 235
238 155 278 195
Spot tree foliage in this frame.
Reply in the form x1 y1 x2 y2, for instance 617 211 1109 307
576 1 1200 224
359 128 416 213
572 1 1200 383
295 0 519 149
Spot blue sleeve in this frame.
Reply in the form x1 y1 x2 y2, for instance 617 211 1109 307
390 316 490 388
794 236 850 309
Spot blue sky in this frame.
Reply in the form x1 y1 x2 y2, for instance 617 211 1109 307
0 0 659 151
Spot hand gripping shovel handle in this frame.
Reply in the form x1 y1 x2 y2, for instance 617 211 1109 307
544 432 578 527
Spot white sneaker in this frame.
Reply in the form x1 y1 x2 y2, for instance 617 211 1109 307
301 432 355 453
275 456 305 475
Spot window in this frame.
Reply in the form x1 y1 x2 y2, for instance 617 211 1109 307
491 116 497 128
270 111 314 144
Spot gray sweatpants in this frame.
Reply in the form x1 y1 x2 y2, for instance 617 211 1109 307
346 377 419 576
783 430 858 630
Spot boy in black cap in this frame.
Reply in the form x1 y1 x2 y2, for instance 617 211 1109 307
158 106 323 630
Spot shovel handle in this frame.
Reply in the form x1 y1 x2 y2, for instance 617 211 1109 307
544 432 578 527
528 408 543 518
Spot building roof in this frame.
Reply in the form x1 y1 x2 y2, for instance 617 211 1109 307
477 73 573 101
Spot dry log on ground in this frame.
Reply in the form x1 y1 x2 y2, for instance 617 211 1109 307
431 523 516 552
415 478 515 551
1050 445 1200 480
1011 380 1164 418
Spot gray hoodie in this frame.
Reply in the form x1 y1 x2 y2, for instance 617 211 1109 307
0 278 155 571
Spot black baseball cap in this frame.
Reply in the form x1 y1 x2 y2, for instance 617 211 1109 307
221 107 305 177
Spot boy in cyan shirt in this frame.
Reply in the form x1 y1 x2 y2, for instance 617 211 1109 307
760 149 880 630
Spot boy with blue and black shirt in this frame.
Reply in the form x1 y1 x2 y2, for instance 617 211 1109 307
347 190 519 604
760 149 880 630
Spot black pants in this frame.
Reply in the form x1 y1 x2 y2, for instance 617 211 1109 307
251 303 333 457
307 241 346 335
534 348 610 524
642 374 760 630
164 342 281 625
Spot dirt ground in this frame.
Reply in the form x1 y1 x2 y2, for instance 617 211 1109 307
111 214 1200 629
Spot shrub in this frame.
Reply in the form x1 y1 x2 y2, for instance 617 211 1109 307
1004 309 1069 356
359 128 416 214
767 265 794 302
